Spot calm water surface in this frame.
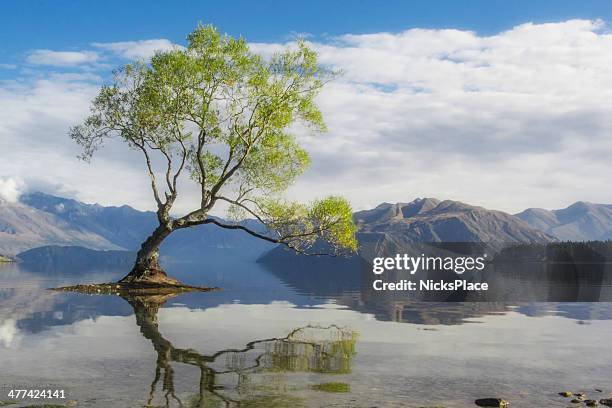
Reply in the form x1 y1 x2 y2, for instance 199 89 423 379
1 258 611 407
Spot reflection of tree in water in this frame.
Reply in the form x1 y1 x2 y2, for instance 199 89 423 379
125 295 357 407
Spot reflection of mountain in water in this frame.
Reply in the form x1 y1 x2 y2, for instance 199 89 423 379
0 263 134 334
16 294 133 334
262 256 517 325
262 241 612 323
258 252 367 297
4 240 612 337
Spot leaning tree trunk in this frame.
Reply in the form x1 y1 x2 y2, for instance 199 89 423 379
119 224 180 285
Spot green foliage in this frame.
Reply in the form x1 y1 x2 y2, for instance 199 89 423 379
238 395 304 408
70 24 356 256
260 325 358 375
187 392 305 408
253 196 358 254
310 382 351 393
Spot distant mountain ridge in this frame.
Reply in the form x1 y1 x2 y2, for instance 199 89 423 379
516 201 612 241
17 245 136 271
0 196 121 255
354 198 554 243
2 192 610 259
1 192 274 258
21 192 157 250
263 198 556 263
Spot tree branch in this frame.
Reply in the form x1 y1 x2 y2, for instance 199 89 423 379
159 147 174 195
201 218 336 256
133 138 163 208
195 129 208 208
216 195 265 224
172 137 187 193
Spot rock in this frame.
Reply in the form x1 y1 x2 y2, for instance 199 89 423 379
576 394 587 399
572 399 584 404
560 392 574 398
585 400 598 407
474 398 509 407
600 399 612 407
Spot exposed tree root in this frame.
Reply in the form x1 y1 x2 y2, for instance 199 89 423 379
119 266 183 286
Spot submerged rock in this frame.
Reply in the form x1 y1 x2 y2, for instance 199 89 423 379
475 398 509 407
600 399 612 407
560 392 574 398
585 400 598 407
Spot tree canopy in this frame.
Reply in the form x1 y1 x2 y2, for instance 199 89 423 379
70 24 357 256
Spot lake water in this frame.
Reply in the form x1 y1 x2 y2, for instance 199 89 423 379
1 257 612 407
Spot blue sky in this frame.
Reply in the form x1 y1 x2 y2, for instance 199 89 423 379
2 0 612 65
2 1 612 213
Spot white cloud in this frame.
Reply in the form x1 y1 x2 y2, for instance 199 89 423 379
0 177 25 203
92 39 182 60
265 19 612 212
0 319 18 348
3 20 612 214
25 50 99 67
0 74 156 209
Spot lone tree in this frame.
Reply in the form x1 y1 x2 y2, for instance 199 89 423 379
70 25 357 286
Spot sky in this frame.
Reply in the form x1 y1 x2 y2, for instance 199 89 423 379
1 0 612 214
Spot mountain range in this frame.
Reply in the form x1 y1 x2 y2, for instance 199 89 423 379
1 192 274 259
0 196 120 256
20 192 157 250
516 201 612 241
1 192 611 259
351 198 554 260
355 198 553 242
